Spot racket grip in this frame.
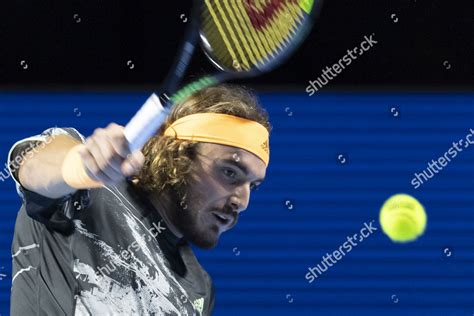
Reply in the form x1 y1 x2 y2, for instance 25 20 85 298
124 93 171 152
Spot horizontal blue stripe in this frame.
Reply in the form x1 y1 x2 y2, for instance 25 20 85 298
0 92 473 315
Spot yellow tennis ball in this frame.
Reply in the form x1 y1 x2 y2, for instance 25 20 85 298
379 194 427 243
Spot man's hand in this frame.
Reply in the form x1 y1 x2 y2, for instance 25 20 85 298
78 123 145 186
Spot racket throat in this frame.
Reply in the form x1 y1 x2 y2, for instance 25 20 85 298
159 93 171 106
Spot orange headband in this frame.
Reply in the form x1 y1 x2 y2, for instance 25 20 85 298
62 113 270 189
164 113 270 166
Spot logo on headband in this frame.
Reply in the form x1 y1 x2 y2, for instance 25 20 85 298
261 139 269 154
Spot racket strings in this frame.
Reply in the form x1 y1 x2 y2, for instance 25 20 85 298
202 0 309 72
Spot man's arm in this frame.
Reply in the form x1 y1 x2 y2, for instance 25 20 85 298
16 123 145 199
18 134 81 199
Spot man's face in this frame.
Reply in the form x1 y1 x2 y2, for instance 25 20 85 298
172 143 267 249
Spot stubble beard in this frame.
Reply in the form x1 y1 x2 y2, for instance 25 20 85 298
167 186 220 250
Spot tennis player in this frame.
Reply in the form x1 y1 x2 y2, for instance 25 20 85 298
8 85 271 315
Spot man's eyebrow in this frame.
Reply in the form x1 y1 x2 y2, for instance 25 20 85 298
219 158 265 182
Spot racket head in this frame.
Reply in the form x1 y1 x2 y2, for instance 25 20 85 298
199 0 322 76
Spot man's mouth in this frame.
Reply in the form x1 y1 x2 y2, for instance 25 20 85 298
211 211 233 227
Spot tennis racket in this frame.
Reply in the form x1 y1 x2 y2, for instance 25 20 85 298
124 0 322 152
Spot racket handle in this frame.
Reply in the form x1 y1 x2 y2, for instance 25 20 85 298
124 93 171 152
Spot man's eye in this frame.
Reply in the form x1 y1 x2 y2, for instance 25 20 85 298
222 168 236 179
250 183 260 191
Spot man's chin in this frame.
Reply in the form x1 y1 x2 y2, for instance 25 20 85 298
187 230 220 250
192 239 218 250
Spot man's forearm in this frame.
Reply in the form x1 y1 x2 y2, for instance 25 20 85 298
18 135 80 199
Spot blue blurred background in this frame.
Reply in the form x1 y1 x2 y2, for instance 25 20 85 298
0 92 472 315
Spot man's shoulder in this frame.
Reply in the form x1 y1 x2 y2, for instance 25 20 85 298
79 179 151 223
90 180 142 207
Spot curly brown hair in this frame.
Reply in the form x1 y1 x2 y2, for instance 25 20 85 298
134 85 271 200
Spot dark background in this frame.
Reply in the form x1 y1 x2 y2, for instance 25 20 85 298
1 0 473 90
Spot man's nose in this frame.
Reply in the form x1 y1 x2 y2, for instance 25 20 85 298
229 184 251 213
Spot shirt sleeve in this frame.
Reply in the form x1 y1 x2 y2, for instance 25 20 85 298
7 127 89 235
